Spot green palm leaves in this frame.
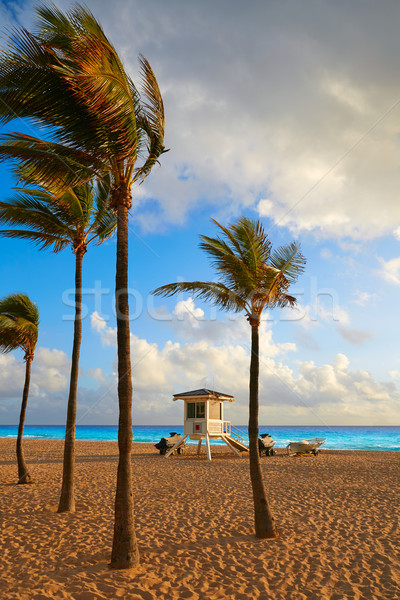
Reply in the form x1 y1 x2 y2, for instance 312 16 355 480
0 180 117 253
154 216 306 322
0 4 166 194
0 293 39 359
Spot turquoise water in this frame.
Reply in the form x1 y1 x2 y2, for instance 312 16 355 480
0 425 399 451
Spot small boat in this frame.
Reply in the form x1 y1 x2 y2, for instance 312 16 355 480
286 437 326 456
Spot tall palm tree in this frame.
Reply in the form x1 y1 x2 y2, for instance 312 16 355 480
0 293 39 484
0 4 165 568
153 217 306 538
0 178 117 512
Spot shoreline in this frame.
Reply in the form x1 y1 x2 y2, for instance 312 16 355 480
1 436 399 452
1 439 399 599
2 436 400 452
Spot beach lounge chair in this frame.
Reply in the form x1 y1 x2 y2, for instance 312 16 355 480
154 432 186 455
286 438 326 456
258 433 276 456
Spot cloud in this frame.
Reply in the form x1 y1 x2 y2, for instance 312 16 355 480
0 347 70 422
280 299 350 330
378 256 400 284
2 298 397 425
0 1 34 29
86 367 107 384
294 330 321 351
80 302 400 425
41 0 400 240
352 290 378 306
0 348 69 400
90 311 117 346
337 326 372 345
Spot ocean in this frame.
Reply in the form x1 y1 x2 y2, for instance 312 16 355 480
0 425 399 451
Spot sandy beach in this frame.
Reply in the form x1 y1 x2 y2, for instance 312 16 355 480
0 439 398 600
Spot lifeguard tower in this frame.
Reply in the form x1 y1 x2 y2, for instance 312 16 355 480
164 388 249 460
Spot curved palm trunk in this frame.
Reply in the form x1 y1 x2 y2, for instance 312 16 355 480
248 323 276 538
17 357 32 484
58 248 85 513
110 202 139 569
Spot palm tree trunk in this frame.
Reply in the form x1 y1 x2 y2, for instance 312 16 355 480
58 247 85 513
110 202 139 569
248 323 276 538
17 357 32 484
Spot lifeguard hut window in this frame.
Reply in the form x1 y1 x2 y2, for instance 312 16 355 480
186 402 205 419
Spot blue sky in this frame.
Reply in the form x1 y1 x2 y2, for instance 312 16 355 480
1 0 400 426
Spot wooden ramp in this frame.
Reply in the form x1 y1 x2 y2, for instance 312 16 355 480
222 435 249 453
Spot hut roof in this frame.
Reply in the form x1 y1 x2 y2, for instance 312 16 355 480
173 388 234 402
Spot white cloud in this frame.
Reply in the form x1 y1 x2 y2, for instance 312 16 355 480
318 302 350 325
0 347 70 422
280 299 350 330
172 298 205 334
40 0 400 240
86 367 107 384
90 311 117 346
2 298 396 425
0 348 69 400
352 290 378 306
81 303 400 425
378 256 400 284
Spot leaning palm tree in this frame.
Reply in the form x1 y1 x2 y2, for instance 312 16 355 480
0 4 165 568
0 178 117 512
153 217 306 538
0 294 39 484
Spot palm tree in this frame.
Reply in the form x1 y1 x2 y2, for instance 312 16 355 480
0 293 39 484
0 4 165 568
153 217 306 538
0 178 117 512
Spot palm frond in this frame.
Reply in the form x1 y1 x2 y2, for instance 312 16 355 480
269 242 306 285
0 228 70 252
42 5 140 161
276 293 297 308
0 27 109 153
138 55 165 138
0 193 77 242
199 234 257 293
231 217 272 270
0 293 39 355
132 57 166 183
153 217 306 320
0 172 115 252
198 218 273 294
0 133 97 189
152 281 247 313
78 177 114 242
1 4 166 199
0 320 21 353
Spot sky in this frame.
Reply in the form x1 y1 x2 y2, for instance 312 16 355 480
1 0 400 426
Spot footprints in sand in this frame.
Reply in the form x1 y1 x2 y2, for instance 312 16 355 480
0 440 399 600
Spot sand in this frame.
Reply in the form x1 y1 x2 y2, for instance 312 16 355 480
0 439 399 600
